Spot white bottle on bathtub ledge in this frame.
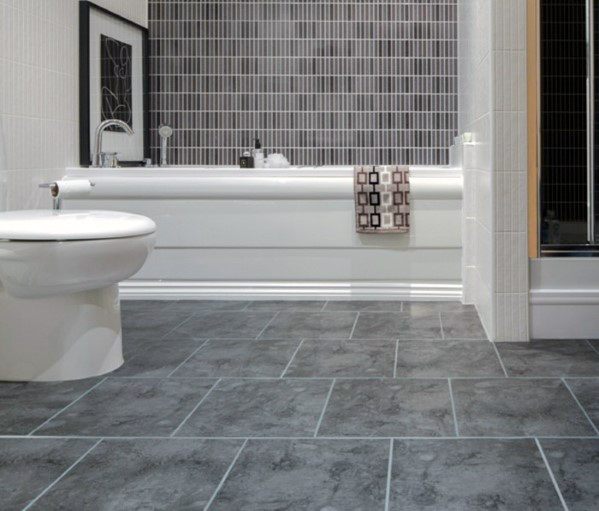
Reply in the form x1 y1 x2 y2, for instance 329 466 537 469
252 138 265 168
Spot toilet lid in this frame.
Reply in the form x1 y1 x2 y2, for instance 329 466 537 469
0 210 156 241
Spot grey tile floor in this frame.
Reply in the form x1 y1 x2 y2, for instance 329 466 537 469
1 300 598 510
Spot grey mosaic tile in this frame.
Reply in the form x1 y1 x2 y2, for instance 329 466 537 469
148 0 457 166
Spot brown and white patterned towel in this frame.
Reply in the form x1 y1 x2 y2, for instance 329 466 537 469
354 165 410 233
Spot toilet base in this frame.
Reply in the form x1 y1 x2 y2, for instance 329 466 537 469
0 283 124 381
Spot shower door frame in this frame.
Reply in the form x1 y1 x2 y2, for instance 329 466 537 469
536 0 599 257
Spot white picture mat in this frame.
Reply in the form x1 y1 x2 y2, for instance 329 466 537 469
89 8 144 162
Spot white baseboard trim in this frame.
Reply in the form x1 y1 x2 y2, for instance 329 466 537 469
530 288 599 305
119 280 463 301
530 287 599 339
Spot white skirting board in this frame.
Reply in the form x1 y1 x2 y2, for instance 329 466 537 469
119 280 463 301
530 258 599 339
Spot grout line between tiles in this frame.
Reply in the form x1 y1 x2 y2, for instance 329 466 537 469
240 302 251 311
254 311 280 340
392 340 399 378
314 379 336 437
280 338 306 378
170 379 222 438
438 311 445 340
384 438 393 511
160 312 197 340
490 342 509 377
534 438 570 511
167 339 211 377
22 438 104 510
320 301 328 311
28 378 109 436
561 378 599 436
3 434 599 441
348 312 360 339
447 378 460 437
203 438 248 511
586 339 599 356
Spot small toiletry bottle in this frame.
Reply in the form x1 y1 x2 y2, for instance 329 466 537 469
252 138 265 168
239 151 254 168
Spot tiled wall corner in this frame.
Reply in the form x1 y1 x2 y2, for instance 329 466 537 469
458 0 494 336
491 0 529 341
148 0 458 166
0 0 147 213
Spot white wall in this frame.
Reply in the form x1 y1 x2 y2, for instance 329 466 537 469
0 0 147 212
458 0 528 341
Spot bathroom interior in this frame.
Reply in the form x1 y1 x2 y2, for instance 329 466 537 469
0 0 598 509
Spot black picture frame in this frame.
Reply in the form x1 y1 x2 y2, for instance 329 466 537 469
79 1 149 166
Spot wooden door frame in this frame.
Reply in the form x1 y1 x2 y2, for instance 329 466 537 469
527 0 540 258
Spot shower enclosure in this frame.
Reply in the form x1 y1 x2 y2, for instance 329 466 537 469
539 0 599 254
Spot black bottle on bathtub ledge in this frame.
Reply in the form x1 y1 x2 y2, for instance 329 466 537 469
239 151 254 168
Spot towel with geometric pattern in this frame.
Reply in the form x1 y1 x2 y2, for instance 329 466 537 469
354 165 410 233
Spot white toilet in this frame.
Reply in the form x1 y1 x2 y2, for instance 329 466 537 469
0 210 156 382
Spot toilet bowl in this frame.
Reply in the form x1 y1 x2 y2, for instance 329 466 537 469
0 210 156 382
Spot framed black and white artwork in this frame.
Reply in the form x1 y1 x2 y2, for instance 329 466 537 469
79 1 149 166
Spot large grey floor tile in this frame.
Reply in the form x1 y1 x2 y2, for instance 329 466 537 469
452 379 596 437
441 310 487 340
176 379 331 437
32 439 243 511
171 338 300 378
210 439 389 510
324 300 403 312
390 439 563 511
0 438 96 511
496 341 599 377
165 311 276 340
246 300 325 311
565 378 599 430
0 379 100 435
402 301 476 316
540 438 599 511
114 339 204 378
285 338 395 377
318 379 455 437
352 312 443 340
172 300 250 313
35 378 216 437
395 341 504 378
121 301 192 339
259 311 357 340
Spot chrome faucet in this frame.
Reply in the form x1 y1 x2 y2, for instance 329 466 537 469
92 119 134 167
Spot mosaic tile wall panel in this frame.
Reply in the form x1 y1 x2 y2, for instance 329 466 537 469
148 0 458 166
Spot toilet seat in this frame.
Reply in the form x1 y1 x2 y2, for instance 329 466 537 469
0 210 156 241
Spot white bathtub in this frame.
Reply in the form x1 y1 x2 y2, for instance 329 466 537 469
64 165 463 301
